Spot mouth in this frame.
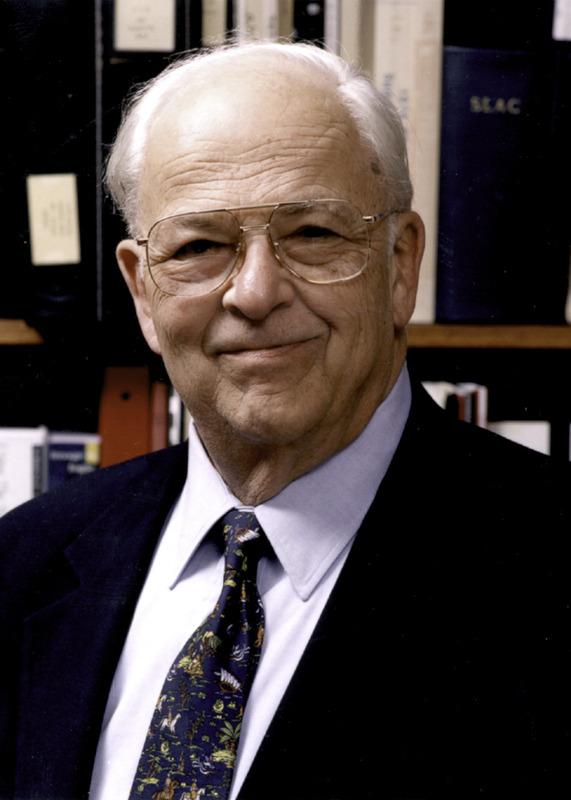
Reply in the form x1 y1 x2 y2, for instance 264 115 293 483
217 337 319 358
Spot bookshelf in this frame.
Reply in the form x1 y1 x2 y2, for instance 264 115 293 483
5 319 571 352
0 319 43 346
0 0 569 469
408 325 571 350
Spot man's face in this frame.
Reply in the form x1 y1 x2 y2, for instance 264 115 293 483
119 63 423 454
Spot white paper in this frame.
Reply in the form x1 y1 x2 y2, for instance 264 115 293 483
114 0 176 52
26 174 81 266
553 0 571 41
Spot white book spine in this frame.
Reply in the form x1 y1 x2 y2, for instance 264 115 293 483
0 427 48 517
325 0 341 53
236 0 280 40
202 0 227 45
339 0 362 64
373 0 444 324
278 0 294 38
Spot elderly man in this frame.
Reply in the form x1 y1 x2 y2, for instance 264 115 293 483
1 42 570 800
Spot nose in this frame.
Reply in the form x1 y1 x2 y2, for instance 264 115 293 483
221 225 296 320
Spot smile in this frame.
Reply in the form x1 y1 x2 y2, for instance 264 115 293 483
218 338 320 360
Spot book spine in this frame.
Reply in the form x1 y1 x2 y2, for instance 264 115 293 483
324 0 341 53
339 0 362 64
278 0 295 38
293 0 325 43
5 0 97 336
202 0 228 45
372 0 443 324
149 380 170 452
436 46 568 323
98 366 151 467
47 434 101 490
235 0 280 40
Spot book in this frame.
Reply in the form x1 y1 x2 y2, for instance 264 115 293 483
372 0 444 324
292 0 325 43
488 421 550 456
202 0 228 45
422 380 488 426
149 380 170 452
47 432 101 490
98 366 152 467
0 427 48 517
436 45 569 323
324 0 340 53
554 0 571 42
4 0 97 337
168 386 185 446
235 0 272 39
99 0 202 359
339 0 365 65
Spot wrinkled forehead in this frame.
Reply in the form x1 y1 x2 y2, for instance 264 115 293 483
145 60 350 159
138 56 381 224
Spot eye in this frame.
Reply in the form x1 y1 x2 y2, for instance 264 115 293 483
173 239 228 259
291 225 339 239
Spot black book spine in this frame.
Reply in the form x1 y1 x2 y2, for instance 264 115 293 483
4 0 97 336
292 0 325 45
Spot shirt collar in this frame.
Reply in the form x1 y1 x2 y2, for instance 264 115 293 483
172 366 411 600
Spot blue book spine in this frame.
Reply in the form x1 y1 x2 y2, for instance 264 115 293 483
436 46 568 323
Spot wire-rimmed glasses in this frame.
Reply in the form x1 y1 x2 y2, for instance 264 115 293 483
136 199 401 298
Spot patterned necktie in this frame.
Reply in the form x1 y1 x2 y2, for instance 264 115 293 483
129 508 266 800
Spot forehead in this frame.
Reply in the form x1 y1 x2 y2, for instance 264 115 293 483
139 59 381 222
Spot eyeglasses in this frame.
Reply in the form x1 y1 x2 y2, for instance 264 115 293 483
136 199 401 298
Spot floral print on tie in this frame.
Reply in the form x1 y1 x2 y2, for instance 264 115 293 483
130 509 265 800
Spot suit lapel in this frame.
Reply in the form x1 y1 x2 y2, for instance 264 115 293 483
15 446 188 799
238 385 446 799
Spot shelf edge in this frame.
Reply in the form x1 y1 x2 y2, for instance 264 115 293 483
0 319 43 345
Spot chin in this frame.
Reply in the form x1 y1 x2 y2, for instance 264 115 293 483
223 402 326 449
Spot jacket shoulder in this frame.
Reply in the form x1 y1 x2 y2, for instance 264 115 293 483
400 382 570 521
0 444 188 589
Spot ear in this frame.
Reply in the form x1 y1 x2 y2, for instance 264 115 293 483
390 211 425 331
116 239 162 354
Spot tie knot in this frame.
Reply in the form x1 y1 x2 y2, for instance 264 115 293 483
221 508 265 576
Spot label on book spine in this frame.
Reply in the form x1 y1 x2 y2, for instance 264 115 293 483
26 174 81 266
114 0 176 52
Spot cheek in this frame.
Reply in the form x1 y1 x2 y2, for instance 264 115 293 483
151 295 217 366
315 273 391 369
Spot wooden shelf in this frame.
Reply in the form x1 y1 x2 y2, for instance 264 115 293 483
408 324 571 350
0 319 43 345
2 320 571 350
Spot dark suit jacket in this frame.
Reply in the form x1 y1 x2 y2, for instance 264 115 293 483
1 383 570 800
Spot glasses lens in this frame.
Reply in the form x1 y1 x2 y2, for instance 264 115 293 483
270 200 369 283
147 211 240 296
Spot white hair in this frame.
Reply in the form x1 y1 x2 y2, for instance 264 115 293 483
105 40 413 237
